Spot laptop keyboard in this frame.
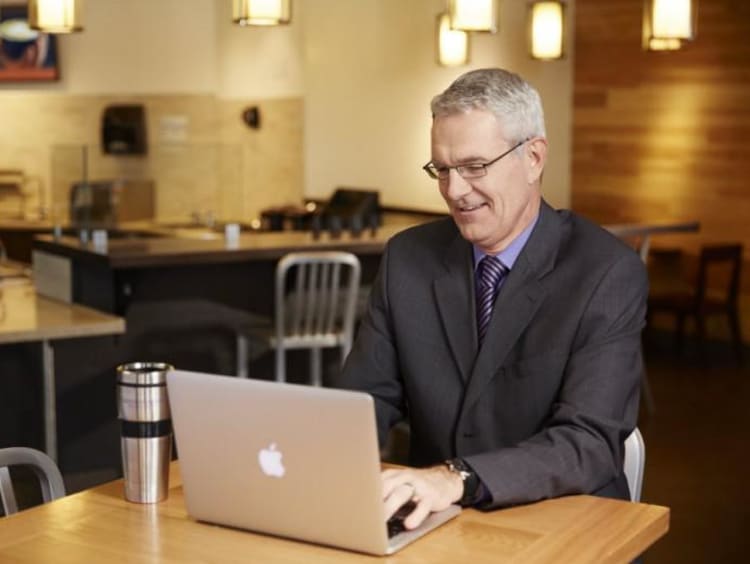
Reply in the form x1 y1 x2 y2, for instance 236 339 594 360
387 500 417 538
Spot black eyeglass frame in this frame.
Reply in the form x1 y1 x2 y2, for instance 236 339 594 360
422 139 529 180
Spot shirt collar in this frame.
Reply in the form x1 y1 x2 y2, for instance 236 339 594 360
472 213 539 270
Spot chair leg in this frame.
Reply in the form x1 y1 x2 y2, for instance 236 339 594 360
0 467 19 515
310 348 322 387
695 314 707 360
236 335 248 378
275 346 286 383
728 309 744 365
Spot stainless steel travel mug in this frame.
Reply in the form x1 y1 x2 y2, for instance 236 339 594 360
117 361 174 503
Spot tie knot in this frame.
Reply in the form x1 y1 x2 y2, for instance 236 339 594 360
478 256 507 289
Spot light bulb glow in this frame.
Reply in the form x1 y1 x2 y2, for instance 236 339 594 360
233 0 292 26
29 0 83 33
530 2 564 60
449 0 497 33
651 0 693 40
438 13 469 67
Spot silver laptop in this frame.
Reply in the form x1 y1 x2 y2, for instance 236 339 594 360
166 369 461 555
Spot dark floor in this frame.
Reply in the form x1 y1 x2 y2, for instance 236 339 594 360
637 333 749 563
4 333 749 562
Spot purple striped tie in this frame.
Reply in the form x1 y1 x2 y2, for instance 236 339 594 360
476 256 508 345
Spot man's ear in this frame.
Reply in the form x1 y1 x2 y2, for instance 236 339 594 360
525 137 548 184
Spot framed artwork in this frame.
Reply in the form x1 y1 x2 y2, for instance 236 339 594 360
0 3 59 82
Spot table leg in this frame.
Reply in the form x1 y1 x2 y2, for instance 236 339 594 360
236 334 249 378
42 340 57 462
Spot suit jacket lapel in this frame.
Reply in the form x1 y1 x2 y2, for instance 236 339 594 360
434 231 476 382
462 201 563 410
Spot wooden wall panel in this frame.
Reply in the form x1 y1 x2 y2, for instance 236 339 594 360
573 0 750 341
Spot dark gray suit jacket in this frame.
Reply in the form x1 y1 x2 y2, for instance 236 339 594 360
338 200 648 508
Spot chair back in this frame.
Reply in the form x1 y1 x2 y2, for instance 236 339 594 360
0 447 65 516
274 251 361 383
695 244 743 310
623 428 645 502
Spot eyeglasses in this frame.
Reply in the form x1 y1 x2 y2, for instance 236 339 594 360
422 139 528 180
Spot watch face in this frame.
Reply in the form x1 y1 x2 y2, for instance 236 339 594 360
446 458 470 480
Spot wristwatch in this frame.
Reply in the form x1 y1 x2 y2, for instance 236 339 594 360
444 458 479 506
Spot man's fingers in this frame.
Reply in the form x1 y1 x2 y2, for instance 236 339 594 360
383 482 416 521
404 499 432 530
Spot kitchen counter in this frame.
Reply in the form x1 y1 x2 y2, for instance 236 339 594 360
32 223 410 269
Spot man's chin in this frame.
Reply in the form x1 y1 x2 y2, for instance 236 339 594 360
454 222 486 247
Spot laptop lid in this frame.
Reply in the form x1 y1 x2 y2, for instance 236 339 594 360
166 370 459 556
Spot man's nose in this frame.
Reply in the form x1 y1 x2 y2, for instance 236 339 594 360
442 169 472 200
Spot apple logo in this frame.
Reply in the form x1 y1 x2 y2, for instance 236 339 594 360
258 443 286 478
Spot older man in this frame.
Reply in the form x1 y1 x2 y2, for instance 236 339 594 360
338 68 647 529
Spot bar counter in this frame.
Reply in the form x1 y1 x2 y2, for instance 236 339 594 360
32 223 411 269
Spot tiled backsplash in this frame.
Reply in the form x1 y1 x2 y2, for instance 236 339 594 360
0 94 304 223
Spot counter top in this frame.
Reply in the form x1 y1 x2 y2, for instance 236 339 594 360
32 223 417 269
0 280 125 344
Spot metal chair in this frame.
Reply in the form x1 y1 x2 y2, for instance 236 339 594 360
623 427 645 503
648 243 743 362
0 447 66 516
241 251 361 385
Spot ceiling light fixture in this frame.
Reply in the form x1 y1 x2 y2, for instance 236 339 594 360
437 12 470 67
28 0 84 33
643 0 696 51
529 1 565 60
233 0 292 27
448 0 497 33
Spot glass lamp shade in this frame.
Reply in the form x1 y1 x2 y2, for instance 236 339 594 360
651 0 694 39
437 12 470 67
529 1 565 60
233 0 292 26
643 0 696 51
28 0 84 33
448 0 497 33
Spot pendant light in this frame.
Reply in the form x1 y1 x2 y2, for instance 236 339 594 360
643 0 697 51
437 12 470 67
28 0 84 33
529 1 565 60
448 0 497 33
233 0 292 27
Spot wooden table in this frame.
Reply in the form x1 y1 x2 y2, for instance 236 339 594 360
0 462 669 563
0 281 125 460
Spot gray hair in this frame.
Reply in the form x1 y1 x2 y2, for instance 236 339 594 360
430 68 546 142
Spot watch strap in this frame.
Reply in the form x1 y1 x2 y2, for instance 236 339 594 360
445 458 479 506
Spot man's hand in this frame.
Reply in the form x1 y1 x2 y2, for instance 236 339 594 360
381 465 463 530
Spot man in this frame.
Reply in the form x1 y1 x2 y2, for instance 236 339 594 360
337 68 647 530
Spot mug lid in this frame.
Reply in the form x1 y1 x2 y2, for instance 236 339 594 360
117 362 174 385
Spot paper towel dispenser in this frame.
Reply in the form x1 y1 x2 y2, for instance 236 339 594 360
102 105 147 155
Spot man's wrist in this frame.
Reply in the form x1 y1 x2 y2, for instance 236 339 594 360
444 458 480 506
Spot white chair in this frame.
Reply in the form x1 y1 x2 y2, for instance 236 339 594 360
0 447 66 516
623 427 645 502
241 251 361 386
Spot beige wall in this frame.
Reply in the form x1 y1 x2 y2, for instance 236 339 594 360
1 0 574 222
0 0 304 222
302 0 574 212
59 0 218 94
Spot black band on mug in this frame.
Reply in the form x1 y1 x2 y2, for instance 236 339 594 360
120 420 172 438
